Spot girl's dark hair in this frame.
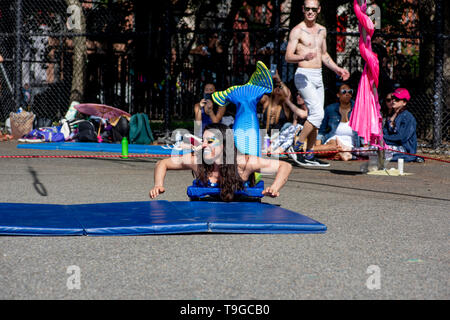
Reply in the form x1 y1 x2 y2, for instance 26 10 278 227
380 93 394 118
194 123 253 201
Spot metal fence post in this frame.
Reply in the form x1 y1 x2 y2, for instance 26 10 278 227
433 0 444 149
14 0 23 110
273 0 281 74
163 3 172 137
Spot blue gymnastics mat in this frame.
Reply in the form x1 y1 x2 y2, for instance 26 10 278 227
17 142 189 155
0 203 84 236
0 201 326 236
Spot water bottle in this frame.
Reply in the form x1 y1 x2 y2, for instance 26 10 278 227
368 153 378 172
398 158 404 175
263 134 270 154
175 131 182 142
175 131 183 146
121 137 129 159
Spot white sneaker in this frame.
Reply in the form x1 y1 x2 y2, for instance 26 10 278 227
287 146 297 161
304 156 330 167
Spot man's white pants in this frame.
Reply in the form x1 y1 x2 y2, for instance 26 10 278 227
294 67 325 129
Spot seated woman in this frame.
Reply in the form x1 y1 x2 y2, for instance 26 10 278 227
149 123 292 202
383 88 422 162
259 73 292 134
268 89 308 156
380 91 394 126
194 83 226 134
314 83 364 161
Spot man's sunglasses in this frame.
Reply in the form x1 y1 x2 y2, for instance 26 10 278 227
340 89 353 95
304 7 319 13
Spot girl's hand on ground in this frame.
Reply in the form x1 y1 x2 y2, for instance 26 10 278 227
262 186 280 198
149 186 165 199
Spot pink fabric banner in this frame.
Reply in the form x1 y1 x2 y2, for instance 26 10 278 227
349 0 383 145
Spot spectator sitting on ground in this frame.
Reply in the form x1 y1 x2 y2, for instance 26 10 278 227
194 83 226 135
314 83 364 161
269 89 308 156
380 91 394 125
259 71 292 134
383 88 423 163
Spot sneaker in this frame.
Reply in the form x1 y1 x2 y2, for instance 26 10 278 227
287 146 297 161
293 141 304 153
304 155 330 167
291 153 315 167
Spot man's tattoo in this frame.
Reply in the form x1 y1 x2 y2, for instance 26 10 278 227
300 28 310 34
318 28 325 34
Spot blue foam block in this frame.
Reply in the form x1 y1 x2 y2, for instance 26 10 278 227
0 201 326 236
187 180 265 199
17 142 189 155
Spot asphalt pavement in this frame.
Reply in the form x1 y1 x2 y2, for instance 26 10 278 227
0 140 448 300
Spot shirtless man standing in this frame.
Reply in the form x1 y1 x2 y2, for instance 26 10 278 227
285 0 350 167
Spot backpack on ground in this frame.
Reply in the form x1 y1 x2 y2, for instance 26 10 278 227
129 113 154 145
76 120 98 142
111 116 130 142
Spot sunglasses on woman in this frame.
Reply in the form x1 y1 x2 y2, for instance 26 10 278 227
340 89 353 95
274 83 283 89
304 7 319 13
205 137 221 146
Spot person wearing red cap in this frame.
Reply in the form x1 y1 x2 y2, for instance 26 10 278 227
383 88 423 162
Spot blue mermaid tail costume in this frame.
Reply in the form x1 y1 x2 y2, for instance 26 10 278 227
212 61 273 156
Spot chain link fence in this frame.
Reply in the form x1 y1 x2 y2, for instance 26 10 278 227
0 0 448 150
0 0 136 122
